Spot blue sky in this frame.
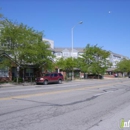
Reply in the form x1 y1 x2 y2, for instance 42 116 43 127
1 0 130 57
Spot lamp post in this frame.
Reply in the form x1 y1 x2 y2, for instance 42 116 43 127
71 21 83 80
71 21 83 58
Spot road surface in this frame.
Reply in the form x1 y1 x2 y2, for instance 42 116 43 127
0 78 130 130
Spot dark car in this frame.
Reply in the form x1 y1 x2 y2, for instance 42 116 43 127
35 72 63 85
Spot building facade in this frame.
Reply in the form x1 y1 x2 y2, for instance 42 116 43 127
43 38 54 49
108 51 129 68
52 47 129 68
52 47 84 61
52 46 129 78
0 37 129 82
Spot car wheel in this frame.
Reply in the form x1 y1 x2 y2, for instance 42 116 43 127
58 79 62 84
44 80 48 85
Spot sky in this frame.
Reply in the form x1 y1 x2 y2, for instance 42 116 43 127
0 0 130 57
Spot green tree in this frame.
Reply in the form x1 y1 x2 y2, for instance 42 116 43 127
0 19 54 66
0 56 12 69
56 57 77 80
115 59 130 76
56 57 77 71
55 57 65 70
0 18 54 82
79 44 111 77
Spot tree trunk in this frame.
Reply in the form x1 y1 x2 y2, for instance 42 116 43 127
17 71 19 83
23 69 24 82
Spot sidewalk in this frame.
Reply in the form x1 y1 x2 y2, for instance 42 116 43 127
0 77 127 88
0 82 35 88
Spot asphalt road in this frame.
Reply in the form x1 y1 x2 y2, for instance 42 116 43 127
0 78 130 130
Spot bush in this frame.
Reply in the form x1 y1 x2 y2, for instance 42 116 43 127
13 77 23 82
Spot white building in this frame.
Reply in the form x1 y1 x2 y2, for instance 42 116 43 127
43 38 54 49
52 46 129 70
52 47 84 61
108 51 129 68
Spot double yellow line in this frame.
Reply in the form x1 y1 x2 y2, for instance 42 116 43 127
0 81 129 101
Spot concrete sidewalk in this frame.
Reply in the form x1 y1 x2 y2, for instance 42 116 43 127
0 82 35 88
0 77 127 88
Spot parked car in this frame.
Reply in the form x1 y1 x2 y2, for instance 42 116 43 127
35 72 63 85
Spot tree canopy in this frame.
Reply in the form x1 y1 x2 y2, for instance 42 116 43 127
55 44 111 76
78 44 111 75
115 59 130 73
55 57 77 71
0 18 54 70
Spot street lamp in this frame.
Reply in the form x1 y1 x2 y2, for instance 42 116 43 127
71 21 83 58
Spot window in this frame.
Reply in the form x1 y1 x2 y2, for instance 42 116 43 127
25 68 34 77
72 52 77 57
51 73 54 77
63 52 69 57
54 73 58 77
55 52 62 56
59 73 63 76
0 68 9 77
45 74 50 76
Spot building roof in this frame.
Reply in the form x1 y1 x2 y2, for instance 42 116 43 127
0 52 20 66
110 51 129 59
53 47 84 52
